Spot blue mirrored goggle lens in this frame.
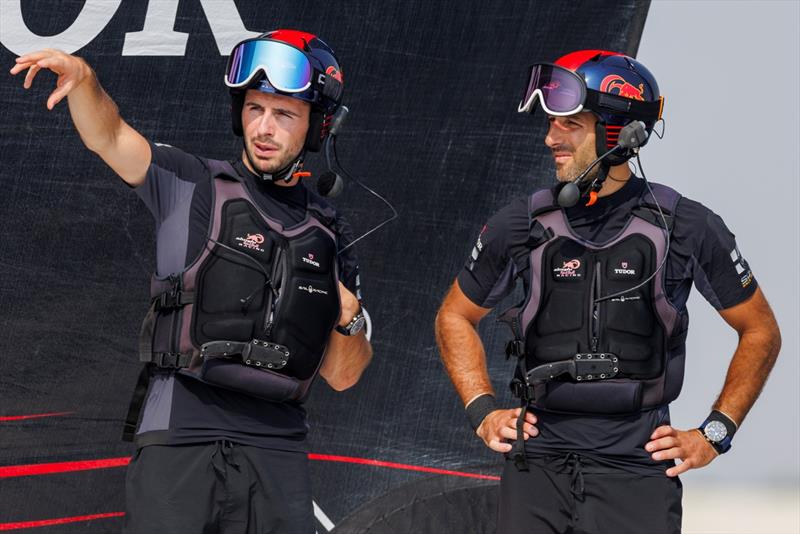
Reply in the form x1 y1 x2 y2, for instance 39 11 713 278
226 40 313 91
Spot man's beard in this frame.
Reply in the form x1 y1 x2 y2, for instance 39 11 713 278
244 138 301 175
555 143 599 184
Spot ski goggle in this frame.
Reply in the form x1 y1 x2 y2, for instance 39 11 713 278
517 63 587 116
225 38 346 105
518 62 665 122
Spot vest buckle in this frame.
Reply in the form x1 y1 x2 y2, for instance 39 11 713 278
510 378 535 400
152 352 188 369
505 340 525 360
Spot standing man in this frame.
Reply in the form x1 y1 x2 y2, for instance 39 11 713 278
11 29 372 533
435 50 780 533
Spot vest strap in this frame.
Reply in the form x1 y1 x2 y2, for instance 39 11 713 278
147 352 193 369
153 290 195 311
121 364 153 442
526 220 554 249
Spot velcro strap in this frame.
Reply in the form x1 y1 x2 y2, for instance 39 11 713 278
148 352 193 369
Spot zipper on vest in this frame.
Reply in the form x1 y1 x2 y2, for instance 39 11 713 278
263 246 284 337
590 261 602 352
168 273 181 356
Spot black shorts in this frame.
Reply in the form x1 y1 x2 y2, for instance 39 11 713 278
124 441 314 534
497 453 682 534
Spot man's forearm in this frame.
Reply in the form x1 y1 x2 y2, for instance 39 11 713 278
319 332 372 391
713 324 781 425
435 308 493 405
66 64 124 154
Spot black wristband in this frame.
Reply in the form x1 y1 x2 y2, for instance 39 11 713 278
465 394 498 431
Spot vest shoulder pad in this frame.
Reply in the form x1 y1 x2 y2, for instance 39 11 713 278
634 182 682 231
305 189 338 230
205 159 241 182
528 188 559 219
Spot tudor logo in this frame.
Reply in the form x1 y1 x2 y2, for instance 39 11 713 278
298 284 328 295
553 259 582 278
614 261 637 276
301 253 320 268
235 233 265 252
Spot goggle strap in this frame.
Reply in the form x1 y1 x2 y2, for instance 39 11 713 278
586 90 662 122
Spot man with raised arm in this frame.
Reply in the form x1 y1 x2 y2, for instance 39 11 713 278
12 30 372 534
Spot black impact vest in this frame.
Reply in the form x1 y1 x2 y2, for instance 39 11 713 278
501 184 688 415
139 160 341 404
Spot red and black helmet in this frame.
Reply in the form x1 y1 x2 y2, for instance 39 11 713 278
225 29 344 152
519 50 663 165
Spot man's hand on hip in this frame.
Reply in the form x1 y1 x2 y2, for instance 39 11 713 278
646 425 718 477
476 408 538 453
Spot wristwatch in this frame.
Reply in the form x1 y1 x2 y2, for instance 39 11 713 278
698 410 737 454
335 310 366 336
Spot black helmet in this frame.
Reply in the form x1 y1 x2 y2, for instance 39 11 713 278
518 49 663 165
225 29 344 152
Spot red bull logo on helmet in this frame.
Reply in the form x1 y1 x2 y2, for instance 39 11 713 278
600 75 645 101
326 66 343 83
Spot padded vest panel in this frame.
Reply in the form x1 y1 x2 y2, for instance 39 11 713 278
193 200 275 345
270 226 340 380
526 234 665 379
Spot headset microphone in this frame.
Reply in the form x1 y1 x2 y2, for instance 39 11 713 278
317 106 349 198
311 105 397 252
557 121 648 208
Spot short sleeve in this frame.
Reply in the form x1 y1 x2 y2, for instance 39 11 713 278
456 197 529 308
334 213 363 302
676 198 758 310
135 142 209 223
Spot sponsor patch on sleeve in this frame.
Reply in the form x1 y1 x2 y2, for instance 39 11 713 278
730 246 753 288
467 224 488 271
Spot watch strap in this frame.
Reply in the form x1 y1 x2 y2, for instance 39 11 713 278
336 310 364 336
698 410 737 454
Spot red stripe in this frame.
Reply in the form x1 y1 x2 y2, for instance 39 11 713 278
0 412 74 422
0 512 124 531
0 454 499 481
0 457 130 478
309 453 500 481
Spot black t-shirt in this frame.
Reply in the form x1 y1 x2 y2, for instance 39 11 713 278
132 143 361 451
457 177 757 473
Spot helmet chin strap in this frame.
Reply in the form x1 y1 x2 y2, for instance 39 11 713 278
243 147 306 183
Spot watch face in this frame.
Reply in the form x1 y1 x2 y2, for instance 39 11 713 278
350 316 366 335
704 420 728 443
